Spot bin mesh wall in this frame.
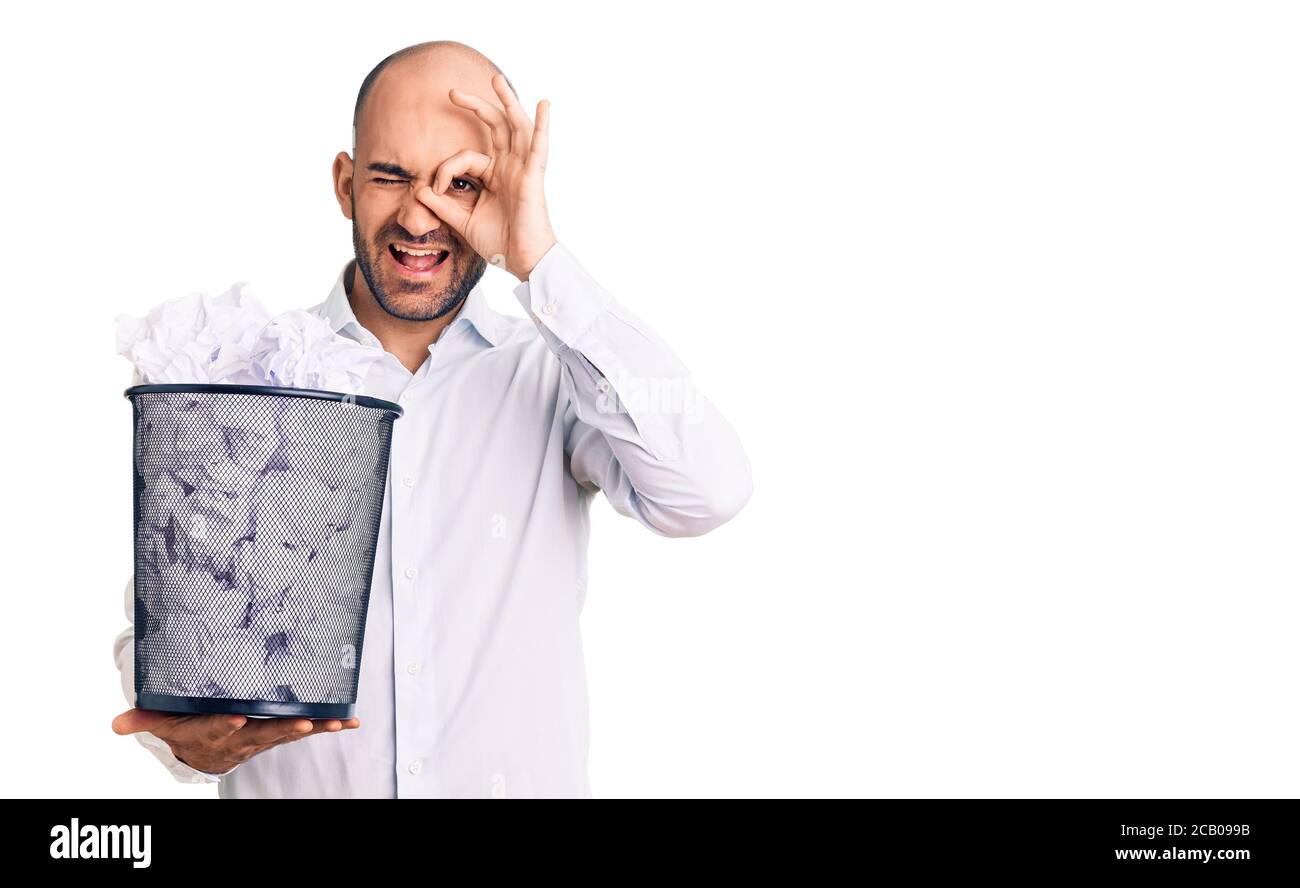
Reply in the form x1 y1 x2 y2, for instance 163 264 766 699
130 390 395 707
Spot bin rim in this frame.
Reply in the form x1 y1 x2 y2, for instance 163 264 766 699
124 383 403 418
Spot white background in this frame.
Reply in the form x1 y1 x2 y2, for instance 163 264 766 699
1 1 1296 797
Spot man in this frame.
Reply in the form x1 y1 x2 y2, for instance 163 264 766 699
111 40 751 798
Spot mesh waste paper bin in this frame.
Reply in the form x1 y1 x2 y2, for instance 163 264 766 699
126 383 403 718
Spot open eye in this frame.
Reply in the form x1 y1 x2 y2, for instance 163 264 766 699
449 177 479 193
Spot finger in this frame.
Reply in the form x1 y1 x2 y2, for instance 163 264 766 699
258 721 337 751
491 72 534 155
414 186 472 236
290 718 346 738
274 715 359 738
432 149 492 195
112 707 181 737
231 716 315 748
249 717 357 758
527 100 550 175
448 87 511 153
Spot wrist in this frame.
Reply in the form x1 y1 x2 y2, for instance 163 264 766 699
514 236 558 282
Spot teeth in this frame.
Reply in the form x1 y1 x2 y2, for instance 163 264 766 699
392 244 441 256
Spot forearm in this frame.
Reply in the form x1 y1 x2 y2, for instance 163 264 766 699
516 243 753 536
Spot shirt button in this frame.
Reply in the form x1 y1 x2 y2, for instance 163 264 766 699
597 379 611 393
406 661 421 675
404 567 417 580
408 760 423 775
402 475 415 488
541 302 556 315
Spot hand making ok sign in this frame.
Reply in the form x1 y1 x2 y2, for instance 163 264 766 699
415 73 557 282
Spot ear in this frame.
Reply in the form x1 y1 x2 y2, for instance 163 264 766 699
332 151 355 220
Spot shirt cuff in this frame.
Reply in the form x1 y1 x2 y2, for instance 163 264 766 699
512 242 613 347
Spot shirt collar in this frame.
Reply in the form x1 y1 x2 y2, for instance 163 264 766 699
313 258 501 349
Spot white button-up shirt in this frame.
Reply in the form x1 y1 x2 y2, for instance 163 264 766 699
113 242 752 797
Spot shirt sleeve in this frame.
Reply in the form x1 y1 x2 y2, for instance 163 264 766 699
513 242 753 538
114 574 238 784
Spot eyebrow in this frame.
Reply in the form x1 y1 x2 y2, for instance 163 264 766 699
366 161 415 178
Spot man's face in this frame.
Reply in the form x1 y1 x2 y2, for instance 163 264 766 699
335 56 498 321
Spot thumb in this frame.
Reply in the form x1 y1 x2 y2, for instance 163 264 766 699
112 707 175 736
415 186 471 236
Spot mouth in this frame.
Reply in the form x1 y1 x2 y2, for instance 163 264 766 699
386 242 452 278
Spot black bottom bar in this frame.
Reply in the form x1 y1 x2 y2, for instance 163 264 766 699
136 692 354 720
22 801 1300 872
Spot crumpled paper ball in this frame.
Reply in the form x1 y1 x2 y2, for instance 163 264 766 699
116 282 271 384
234 309 384 393
117 285 383 395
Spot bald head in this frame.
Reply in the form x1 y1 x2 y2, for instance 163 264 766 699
352 41 516 153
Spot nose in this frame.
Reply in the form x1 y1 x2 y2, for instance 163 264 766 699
395 183 443 239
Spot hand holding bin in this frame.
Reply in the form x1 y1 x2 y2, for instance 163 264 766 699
127 383 403 718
